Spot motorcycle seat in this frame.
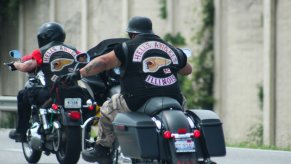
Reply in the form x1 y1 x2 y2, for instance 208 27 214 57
137 97 182 116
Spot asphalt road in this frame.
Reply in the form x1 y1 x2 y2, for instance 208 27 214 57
0 128 290 164
0 128 89 164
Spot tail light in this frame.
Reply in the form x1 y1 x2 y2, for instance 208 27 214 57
193 129 201 138
68 111 81 120
177 128 187 134
164 129 200 139
51 103 59 111
163 131 173 139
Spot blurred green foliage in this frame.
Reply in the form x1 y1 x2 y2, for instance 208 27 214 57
158 0 215 109
159 0 167 19
257 83 264 110
0 0 20 21
163 32 186 46
180 0 215 109
0 112 16 128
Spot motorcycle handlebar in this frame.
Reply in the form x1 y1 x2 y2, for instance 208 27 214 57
3 61 17 71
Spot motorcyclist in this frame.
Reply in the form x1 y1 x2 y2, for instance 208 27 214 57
65 16 192 163
8 22 81 142
6 53 41 142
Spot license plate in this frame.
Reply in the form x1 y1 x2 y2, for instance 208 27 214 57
175 139 195 153
64 98 81 108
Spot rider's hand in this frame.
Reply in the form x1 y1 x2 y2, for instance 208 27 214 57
64 70 81 84
4 61 17 71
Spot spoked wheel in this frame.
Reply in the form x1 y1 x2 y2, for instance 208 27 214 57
22 136 42 163
52 125 61 152
55 126 81 164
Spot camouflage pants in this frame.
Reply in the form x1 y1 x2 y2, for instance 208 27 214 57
96 93 131 147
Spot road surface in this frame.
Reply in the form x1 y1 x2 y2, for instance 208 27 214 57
0 128 290 164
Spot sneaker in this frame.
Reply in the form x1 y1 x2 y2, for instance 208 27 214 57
9 129 26 142
82 144 112 164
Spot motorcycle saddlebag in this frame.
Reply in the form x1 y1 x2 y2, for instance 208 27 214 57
186 109 226 157
113 112 159 159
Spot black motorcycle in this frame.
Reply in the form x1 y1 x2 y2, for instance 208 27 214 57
79 38 226 164
4 51 95 164
77 38 127 151
113 100 226 164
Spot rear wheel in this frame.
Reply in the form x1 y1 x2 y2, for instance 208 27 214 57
22 118 42 163
56 126 81 164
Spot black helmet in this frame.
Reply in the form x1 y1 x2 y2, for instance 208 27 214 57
37 22 66 48
126 16 153 34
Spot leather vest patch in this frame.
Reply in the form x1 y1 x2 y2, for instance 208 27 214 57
40 42 78 86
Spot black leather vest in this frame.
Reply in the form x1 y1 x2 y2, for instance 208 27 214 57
120 34 184 110
40 41 78 86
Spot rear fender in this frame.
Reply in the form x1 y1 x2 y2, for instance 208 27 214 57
157 110 198 162
60 108 83 126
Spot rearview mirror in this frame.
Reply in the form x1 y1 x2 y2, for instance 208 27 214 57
9 50 22 59
75 53 90 64
179 48 192 58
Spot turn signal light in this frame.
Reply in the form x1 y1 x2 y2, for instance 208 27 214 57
193 129 201 138
88 105 94 111
68 111 81 120
52 104 58 110
163 131 172 139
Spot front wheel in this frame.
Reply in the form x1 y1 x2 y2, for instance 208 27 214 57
22 142 42 163
56 126 81 164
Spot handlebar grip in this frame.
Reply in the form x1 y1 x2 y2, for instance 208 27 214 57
3 61 17 71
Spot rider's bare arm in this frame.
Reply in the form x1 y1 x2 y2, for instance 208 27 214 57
80 50 121 77
14 59 38 72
